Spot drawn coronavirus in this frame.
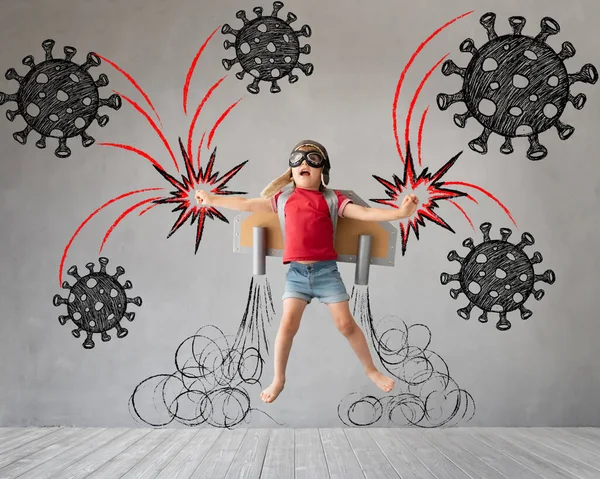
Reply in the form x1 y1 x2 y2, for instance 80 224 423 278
437 13 598 161
440 222 556 331
221 1 314 94
53 257 142 349
0 39 122 158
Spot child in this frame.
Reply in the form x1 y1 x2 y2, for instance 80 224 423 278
195 140 418 403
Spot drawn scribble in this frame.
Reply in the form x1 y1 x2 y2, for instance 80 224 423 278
58 30 247 284
129 276 282 429
369 142 515 256
437 13 598 161
152 138 248 253
441 222 556 331
52 257 142 349
338 285 475 428
221 1 314 94
0 39 122 158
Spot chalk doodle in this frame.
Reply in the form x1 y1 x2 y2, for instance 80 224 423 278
53 257 142 349
338 285 475 428
437 13 598 161
441 222 556 331
0 39 121 158
221 1 314 94
129 276 281 429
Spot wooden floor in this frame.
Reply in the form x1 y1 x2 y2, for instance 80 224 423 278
0 427 599 478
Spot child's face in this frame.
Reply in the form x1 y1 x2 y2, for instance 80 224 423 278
290 145 325 190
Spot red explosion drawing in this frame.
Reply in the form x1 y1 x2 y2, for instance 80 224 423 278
59 27 248 284
374 10 516 255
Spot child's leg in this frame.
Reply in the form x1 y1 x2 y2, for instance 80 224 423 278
260 297 308 403
327 300 395 393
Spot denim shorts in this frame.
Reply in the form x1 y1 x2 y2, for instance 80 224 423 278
282 260 350 304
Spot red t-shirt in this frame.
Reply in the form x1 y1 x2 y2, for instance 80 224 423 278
271 187 352 263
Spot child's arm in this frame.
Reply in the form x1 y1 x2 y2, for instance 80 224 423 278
342 194 419 222
195 190 273 213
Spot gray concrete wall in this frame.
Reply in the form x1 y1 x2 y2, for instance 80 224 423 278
1 0 598 428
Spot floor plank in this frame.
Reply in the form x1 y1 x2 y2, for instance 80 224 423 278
560 427 600 445
0 428 77 470
225 428 270 479
319 428 365 479
52 427 154 479
516 428 600 471
294 428 329 479
393 429 471 479
344 428 399 479
543 427 600 457
495 428 600 479
0 427 105 479
468 428 577 479
444 428 544 479
190 427 247 478
418 428 508 479
260 429 295 479
0 427 61 456
154 428 222 479
0 428 28 444
369 428 436 479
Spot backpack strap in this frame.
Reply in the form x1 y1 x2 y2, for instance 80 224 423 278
276 183 295 243
323 187 339 239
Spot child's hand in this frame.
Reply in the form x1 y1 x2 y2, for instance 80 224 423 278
399 194 419 217
195 190 211 205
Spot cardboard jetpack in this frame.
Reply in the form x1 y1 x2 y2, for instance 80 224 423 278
232 190 398 284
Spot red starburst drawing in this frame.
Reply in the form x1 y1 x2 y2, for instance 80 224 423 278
371 144 467 256
58 26 247 284
153 138 247 253
373 10 517 256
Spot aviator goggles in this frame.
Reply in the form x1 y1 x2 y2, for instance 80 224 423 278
288 150 326 168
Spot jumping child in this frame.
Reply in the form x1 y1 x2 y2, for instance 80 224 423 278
195 140 418 403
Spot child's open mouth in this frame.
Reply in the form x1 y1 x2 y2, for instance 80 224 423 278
300 169 310 176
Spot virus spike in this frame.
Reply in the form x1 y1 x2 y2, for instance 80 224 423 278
436 91 464 110
80 131 95 148
4 68 23 84
236 9 249 25
499 228 512 242
0 93 18 106
530 251 543 264
254 6 264 18
479 311 488 323
447 250 464 264
459 38 477 56
441 59 465 78
95 73 109 88
462 238 474 250
496 313 511 331
22 55 35 69
42 39 55 60
457 303 474 319
535 17 560 44
526 134 547 161
271 1 283 16
558 41 576 61
97 257 108 273
67 265 81 280
440 272 460 284
469 127 492 154
63 46 76 62
568 64 598 86
13 125 32 145
85 262 96 274
80 52 101 72
500 137 514 155
453 111 471 129
479 12 497 41
480 222 492 242
507 17 526 36
286 11 296 24
123 312 136 322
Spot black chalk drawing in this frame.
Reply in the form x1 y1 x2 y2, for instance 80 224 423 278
338 285 475 428
221 1 314 94
437 13 598 161
129 276 282 429
153 138 248 253
53 257 142 349
0 39 122 158
441 222 556 331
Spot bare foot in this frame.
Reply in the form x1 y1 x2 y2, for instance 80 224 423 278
260 380 285 403
367 369 395 393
